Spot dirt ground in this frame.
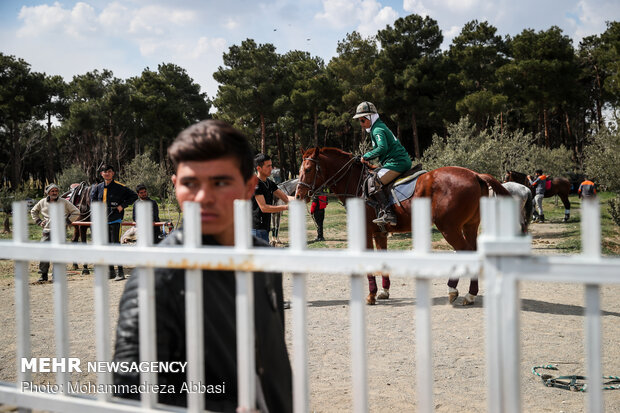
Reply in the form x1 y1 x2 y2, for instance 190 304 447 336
1 221 619 412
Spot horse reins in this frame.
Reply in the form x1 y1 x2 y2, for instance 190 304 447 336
298 155 367 199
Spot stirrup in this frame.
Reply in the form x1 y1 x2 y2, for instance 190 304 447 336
372 211 397 225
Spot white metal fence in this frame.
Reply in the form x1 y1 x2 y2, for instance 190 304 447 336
0 197 618 413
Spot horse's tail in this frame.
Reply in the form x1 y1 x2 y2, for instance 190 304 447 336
476 174 511 197
524 189 534 227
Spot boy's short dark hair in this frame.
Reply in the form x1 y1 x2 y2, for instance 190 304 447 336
254 153 271 168
100 164 115 172
136 184 147 192
168 120 254 181
535 169 543 175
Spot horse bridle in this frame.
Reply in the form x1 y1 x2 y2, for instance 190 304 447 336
297 155 366 199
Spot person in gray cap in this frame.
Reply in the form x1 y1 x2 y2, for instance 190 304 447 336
30 184 81 282
353 101 412 226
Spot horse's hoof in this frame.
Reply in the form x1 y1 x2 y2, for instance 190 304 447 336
82 269 90 275
366 293 376 305
72 264 79 270
449 290 459 304
462 293 476 306
377 289 390 299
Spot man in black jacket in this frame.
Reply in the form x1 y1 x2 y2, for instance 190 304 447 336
113 120 292 412
90 164 138 280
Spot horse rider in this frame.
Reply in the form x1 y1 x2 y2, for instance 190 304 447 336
353 101 412 226
578 177 597 199
527 169 547 223
30 183 80 282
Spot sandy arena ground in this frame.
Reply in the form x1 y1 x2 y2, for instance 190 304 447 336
0 222 619 412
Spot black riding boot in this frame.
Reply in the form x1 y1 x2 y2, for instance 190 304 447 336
314 227 325 242
539 214 545 223
372 190 397 226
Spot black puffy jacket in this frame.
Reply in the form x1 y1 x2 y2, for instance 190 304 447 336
113 231 292 412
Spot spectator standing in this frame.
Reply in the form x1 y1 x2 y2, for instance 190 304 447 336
310 194 328 242
30 184 80 282
578 178 597 199
90 164 138 280
113 120 292 412
251 153 292 243
132 184 162 244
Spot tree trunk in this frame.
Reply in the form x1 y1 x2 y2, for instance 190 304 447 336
543 107 550 148
159 135 164 166
593 63 603 128
291 133 298 174
2 214 10 234
260 112 266 154
411 112 420 159
11 122 22 188
500 112 504 135
46 111 54 184
313 109 319 147
276 129 286 182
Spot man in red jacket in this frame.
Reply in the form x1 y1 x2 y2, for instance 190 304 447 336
310 194 328 242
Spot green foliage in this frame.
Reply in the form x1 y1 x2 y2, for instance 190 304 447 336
56 165 89 193
609 197 620 227
122 152 171 200
421 117 574 178
583 125 620 191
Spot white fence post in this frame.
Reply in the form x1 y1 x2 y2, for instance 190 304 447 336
50 202 70 392
13 202 32 413
289 200 309 413
347 199 368 413
182 202 205 413
412 198 433 413
136 201 157 408
91 202 112 401
582 198 603 413
234 199 256 412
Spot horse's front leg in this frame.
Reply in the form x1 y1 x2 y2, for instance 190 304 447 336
366 231 389 305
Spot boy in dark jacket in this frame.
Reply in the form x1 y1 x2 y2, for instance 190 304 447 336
113 120 292 412
90 164 138 280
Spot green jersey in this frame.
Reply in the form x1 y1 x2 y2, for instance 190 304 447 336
362 119 412 172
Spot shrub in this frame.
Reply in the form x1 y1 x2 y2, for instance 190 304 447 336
421 117 574 179
57 165 89 194
583 125 620 191
122 152 170 200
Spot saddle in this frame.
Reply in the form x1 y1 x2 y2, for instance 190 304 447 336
362 164 427 208
385 164 427 207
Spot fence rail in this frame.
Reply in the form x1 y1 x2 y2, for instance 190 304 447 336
0 198 619 413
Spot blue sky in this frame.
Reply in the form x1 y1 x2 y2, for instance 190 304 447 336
1 0 618 99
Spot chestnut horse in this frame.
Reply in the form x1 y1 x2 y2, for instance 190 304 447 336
504 170 571 222
295 147 510 305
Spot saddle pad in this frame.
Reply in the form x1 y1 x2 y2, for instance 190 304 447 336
545 179 552 191
388 171 426 207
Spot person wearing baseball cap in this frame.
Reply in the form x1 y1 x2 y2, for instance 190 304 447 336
30 183 81 282
353 101 412 226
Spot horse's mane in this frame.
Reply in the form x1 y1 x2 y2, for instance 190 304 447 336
302 147 353 160
507 170 527 178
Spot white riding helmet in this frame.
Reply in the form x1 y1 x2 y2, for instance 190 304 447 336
352 101 378 119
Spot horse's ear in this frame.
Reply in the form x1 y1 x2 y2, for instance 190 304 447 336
299 147 305 156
